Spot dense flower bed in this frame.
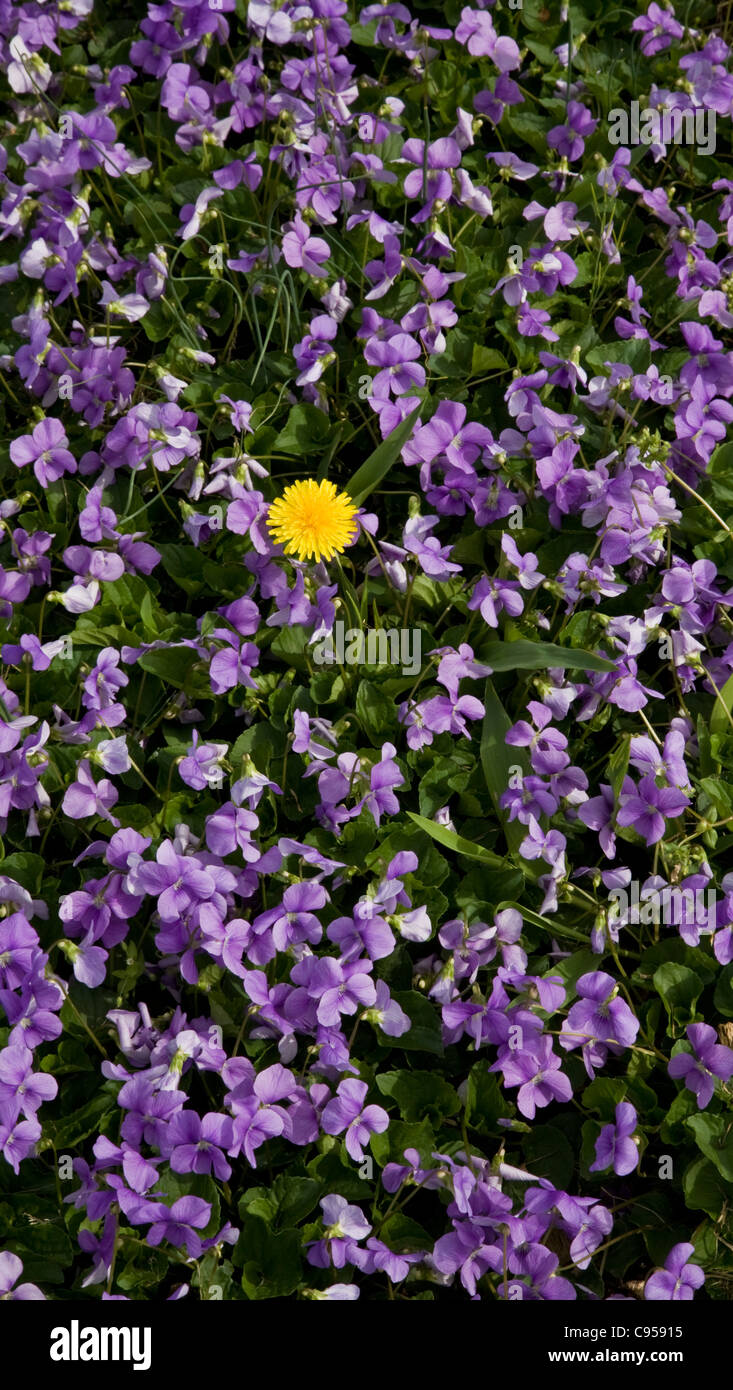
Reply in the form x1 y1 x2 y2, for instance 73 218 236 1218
1 0 733 1302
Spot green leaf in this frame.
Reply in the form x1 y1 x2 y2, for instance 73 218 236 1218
346 402 423 506
140 301 171 342
683 1157 730 1218
711 440 733 477
640 1193 688 1268
117 1247 169 1292
388 991 444 1055
158 543 207 596
379 1213 432 1250
112 942 147 999
0 852 45 893
714 964 733 1019
356 679 399 744
239 1176 321 1229
238 1187 277 1224
711 670 733 739
455 865 525 915
687 1114 733 1184
40 1039 95 1076
522 1125 575 1188
501 904 596 952
276 1177 322 1228
405 811 505 867
698 776 733 818
464 1064 513 1132
632 937 717 989
691 1221 719 1269
45 1090 118 1149
545 949 599 1000
471 345 509 375
582 1077 627 1119
138 645 199 689
480 678 529 863
417 754 472 818
608 736 631 804
661 1087 699 1143
12 1221 74 1284
270 624 308 667
371 1117 436 1167
235 1216 303 1299
376 1069 461 1122
195 1252 236 1301
653 963 703 1025
333 556 363 629
306 1149 372 1199
586 337 651 372
478 639 615 673
274 403 331 454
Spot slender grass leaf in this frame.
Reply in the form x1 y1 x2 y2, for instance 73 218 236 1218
480 678 531 864
498 900 594 947
406 811 505 867
479 639 615 673
711 670 733 739
345 402 423 505
608 735 631 804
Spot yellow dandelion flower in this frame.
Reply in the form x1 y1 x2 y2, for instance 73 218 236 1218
266 478 359 563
